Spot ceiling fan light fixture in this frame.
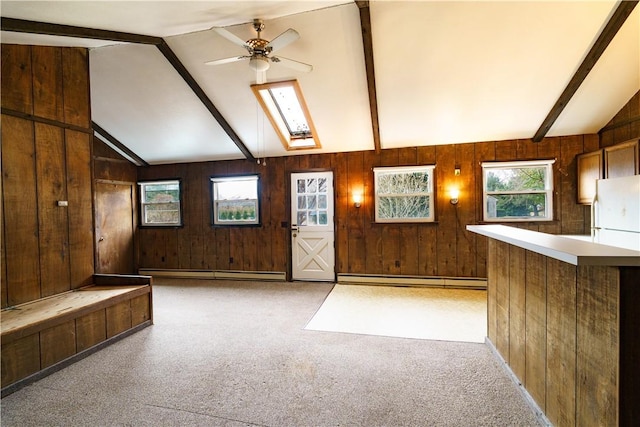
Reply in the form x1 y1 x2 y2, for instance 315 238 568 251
249 56 270 72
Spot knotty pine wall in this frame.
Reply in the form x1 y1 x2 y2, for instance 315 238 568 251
137 135 598 279
1 44 94 308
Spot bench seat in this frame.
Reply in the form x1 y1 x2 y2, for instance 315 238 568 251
1 274 153 396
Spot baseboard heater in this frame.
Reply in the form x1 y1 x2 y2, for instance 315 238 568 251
138 269 286 281
337 274 487 290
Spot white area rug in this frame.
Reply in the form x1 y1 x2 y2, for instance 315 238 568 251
305 284 487 343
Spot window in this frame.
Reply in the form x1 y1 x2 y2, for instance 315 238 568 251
482 160 555 222
373 165 435 223
138 180 182 226
251 80 321 150
211 175 260 226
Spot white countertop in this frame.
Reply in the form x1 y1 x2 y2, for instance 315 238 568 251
467 225 640 266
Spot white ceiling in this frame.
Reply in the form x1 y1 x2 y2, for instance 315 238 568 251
1 1 638 165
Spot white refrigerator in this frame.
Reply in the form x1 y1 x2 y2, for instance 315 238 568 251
593 175 640 251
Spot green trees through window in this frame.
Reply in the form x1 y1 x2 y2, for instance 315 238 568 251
483 160 554 221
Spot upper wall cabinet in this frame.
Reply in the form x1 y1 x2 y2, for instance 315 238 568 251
577 138 640 205
604 138 639 179
577 149 603 205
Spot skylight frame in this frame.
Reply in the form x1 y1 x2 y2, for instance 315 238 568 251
251 80 321 151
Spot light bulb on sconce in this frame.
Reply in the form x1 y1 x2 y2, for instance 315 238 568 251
449 187 460 205
353 192 362 208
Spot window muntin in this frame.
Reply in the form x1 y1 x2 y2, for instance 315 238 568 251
211 175 260 226
482 160 555 222
374 165 435 223
251 80 320 150
139 180 182 226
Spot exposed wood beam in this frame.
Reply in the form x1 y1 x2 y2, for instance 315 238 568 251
532 0 639 142
2 17 256 161
93 121 149 167
156 41 255 161
356 0 382 153
1 17 162 44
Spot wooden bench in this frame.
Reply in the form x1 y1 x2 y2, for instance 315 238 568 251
1 274 153 396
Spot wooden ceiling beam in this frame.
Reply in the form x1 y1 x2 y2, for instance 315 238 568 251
1 17 162 44
93 122 150 167
1 18 255 161
156 42 255 161
356 1 382 153
532 0 638 142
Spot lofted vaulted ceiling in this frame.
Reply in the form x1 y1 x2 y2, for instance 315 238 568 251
1 1 638 165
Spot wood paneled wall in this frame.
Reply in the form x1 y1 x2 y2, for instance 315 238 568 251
1 44 94 308
137 134 598 278
600 90 640 147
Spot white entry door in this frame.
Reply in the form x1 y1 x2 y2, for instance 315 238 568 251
291 171 335 281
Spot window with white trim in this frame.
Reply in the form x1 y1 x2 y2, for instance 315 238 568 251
482 160 555 222
211 175 260 226
373 165 435 223
138 180 182 226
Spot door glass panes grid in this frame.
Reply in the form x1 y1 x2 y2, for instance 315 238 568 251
296 178 328 226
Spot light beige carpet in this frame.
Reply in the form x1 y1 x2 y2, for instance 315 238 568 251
305 284 487 343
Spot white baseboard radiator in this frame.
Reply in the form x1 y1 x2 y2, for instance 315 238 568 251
337 274 487 290
138 269 286 281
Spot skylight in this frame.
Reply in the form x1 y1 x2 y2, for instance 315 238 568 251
251 80 320 150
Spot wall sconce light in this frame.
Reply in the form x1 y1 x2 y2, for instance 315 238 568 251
353 192 362 208
449 187 460 205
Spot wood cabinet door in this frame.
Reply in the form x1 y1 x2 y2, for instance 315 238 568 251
95 181 135 274
577 150 603 204
604 139 639 178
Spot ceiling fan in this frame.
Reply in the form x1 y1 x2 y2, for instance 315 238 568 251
206 19 313 84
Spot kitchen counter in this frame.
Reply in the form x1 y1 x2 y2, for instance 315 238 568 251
467 224 640 266
469 224 640 426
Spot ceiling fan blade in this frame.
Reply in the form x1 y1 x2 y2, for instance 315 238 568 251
267 28 300 53
213 27 248 48
205 56 248 66
271 56 313 73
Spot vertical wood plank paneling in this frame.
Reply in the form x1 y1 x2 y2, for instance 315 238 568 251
576 265 618 427
106 300 132 338
347 152 365 273
417 146 437 276
486 239 498 345
132 134 606 280
31 46 64 122
494 240 510 360
40 320 76 368
1 335 40 385
455 143 476 277
435 145 456 276
559 136 586 235
35 123 71 297
508 246 526 383
545 258 577 427
75 310 107 352
1 44 33 114
525 250 547 411
61 48 90 128
66 130 94 288
2 115 41 306
363 150 382 274
269 157 287 272
1 166 7 308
